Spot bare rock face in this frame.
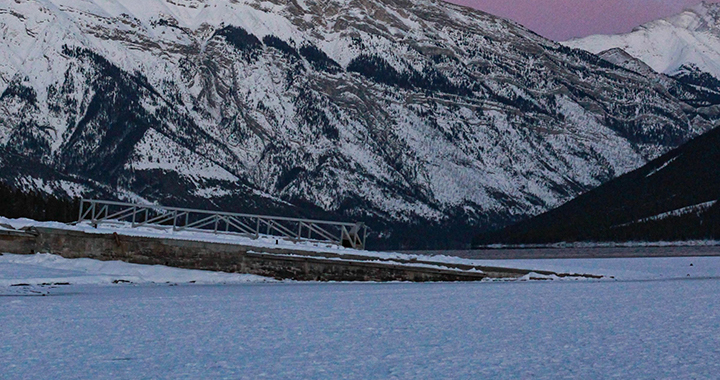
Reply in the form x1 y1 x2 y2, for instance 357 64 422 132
596 48 656 77
1 0 720 248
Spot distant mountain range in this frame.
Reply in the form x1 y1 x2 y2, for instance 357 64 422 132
565 2 720 83
2 0 720 248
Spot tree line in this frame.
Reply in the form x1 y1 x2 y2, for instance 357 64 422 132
0 182 80 223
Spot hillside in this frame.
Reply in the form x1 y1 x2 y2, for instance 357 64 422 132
474 125 720 246
2 0 720 248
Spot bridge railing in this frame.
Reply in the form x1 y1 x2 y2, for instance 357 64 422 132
77 199 367 250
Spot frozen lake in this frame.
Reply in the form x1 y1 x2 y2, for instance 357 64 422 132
2 254 720 379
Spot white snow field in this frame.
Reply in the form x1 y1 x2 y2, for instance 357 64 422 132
0 253 274 288
2 253 720 379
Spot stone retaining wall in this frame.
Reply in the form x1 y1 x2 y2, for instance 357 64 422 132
1 227 521 282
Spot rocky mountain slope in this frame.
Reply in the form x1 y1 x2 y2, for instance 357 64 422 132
2 0 720 248
564 2 720 82
473 123 720 245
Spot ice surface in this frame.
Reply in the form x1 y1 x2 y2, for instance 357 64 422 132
470 256 720 281
1 254 720 379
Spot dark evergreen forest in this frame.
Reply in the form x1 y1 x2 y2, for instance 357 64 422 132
0 182 79 223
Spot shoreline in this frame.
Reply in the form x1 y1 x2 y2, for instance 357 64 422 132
404 245 720 260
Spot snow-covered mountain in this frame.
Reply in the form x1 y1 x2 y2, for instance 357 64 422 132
1 0 720 248
564 1 720 80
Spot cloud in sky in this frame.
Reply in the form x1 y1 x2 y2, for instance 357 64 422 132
445 0 719 41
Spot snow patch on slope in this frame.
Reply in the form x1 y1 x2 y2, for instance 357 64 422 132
623 200 718 226
126 128 239 182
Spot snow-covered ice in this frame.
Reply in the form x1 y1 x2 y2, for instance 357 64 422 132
471 255 720 281
2 252 720 378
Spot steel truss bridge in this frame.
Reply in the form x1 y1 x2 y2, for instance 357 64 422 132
78 199 367 250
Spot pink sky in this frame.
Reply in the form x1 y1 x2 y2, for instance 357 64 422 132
446 0 719 41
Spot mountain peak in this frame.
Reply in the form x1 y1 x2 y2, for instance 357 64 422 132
644 0 720 32
564 2 720 79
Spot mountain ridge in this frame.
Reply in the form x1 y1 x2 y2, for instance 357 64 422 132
564 1 720 80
